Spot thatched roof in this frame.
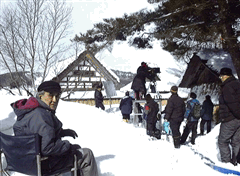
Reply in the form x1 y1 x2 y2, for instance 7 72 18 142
52 50 120 91
0 71 32 88
179 54 221 88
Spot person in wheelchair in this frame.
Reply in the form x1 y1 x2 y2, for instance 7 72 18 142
11 81 99 176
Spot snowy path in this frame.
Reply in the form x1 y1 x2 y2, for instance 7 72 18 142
0 98 238 176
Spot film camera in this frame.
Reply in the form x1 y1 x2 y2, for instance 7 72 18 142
148 67 161 81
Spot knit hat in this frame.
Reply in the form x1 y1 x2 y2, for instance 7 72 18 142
37 81 61 93
190 92 197 99
145 94 152 103
220 67 233 76
170 86 178 93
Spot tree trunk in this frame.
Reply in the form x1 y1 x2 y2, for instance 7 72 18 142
224 23 240 79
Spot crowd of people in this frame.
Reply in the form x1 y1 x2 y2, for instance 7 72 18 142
120 64 240 167
12 62 239 175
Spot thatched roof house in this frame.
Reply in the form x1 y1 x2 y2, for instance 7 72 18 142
52 50 120 93
179 54 221 89
0 71 32 89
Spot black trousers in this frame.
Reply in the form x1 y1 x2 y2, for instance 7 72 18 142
169 119 182 137
96 103 105 110
122 114 130 120
200 119 211 134
180 121 198 144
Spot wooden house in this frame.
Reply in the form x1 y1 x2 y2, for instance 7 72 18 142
52 50 120 94
179 53 221 89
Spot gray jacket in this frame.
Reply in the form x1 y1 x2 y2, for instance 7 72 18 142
11 96 70 156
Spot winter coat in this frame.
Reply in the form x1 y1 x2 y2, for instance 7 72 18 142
131 66 154 93
201 99 214 121
184 98 200 122
219 76 240 122
94 89 104 107
119 96 134 115
145 99 159 124
164 93 186 122
11 96 72 171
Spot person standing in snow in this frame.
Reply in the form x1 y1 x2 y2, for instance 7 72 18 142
119 91 134 122
180 92 200 145
94 84 105 110
200 95 214 135
217 68 240 166
131 62 155 100
11 81 99 176
163 86 186 148
144 94 160 139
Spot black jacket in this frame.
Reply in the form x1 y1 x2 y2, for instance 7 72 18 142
145 99 159 123
164 93 186 122
219 76 240 122
94 89 104 106
131 66 154 92
201 99 214 121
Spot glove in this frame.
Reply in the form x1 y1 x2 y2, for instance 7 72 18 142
60 129 78 139
70 144 82 159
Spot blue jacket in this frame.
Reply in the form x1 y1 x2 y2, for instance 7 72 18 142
184 98 200 122
119 96 134 114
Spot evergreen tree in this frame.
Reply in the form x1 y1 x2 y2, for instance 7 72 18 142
73 0 240 78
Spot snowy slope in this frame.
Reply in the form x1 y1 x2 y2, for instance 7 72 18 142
1 96 239 176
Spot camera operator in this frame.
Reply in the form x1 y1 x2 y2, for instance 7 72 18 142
131 62 156 100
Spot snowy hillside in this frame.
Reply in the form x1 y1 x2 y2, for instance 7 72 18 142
1 95 239 176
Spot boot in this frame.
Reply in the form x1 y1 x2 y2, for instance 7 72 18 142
173 136 180 148
154 130 161 139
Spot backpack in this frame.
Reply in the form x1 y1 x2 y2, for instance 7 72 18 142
191 103 201 119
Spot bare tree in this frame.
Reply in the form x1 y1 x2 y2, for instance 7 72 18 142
0 0 73 95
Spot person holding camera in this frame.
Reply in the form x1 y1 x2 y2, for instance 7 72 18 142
131 62 155 100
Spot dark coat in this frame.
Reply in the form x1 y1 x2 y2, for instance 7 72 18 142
94 89 104 107
11 97 72 171
131 66 154 93
201 99 214 121
164 94 186 122
119 96 134 115
219 76 240 122
145 99 159 124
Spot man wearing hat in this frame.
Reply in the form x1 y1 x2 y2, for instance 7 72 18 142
11 81 99 175
218 67 240 166
162 86 186 148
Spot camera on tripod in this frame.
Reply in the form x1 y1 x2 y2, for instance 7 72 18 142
148 67 161 81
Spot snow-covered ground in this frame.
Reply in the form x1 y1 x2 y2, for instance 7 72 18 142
1 95 240 176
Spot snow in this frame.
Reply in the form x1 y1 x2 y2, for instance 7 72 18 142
1 95 240 176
